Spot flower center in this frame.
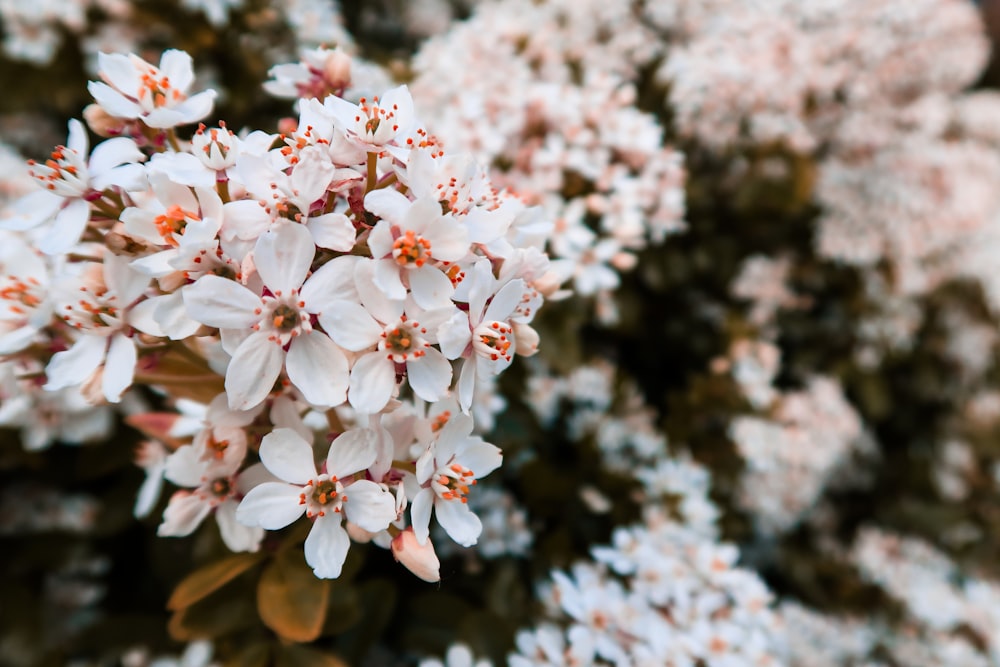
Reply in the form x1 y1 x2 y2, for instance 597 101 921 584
154 205 198 247
254 293 311 345
138 69 184 110
431 411 451 433
271 304 300 332
209 477 232 498
1 276 43 315
299 475 345 518
472 321 513 363
432 463 476 504
392 230 431 268
379 317 430 363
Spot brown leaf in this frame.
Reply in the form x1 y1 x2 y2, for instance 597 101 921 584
167 552 264 611
257 548 330 642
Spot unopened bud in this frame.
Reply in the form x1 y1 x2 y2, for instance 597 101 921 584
391 527 440 582
512 322 539 356
346 521 376 544
83 104 127 137
323 49 352 91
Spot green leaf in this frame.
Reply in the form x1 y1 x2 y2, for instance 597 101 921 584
168 552 264 611
257 548 330 642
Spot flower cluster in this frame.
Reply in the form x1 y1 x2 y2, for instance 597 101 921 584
0 46 556 581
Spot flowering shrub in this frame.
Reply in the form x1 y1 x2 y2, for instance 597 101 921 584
5 0 1000 666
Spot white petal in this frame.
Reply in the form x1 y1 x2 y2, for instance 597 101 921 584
347 352 395 415
364 187 411 226
300 255 361 313
183 275 260 329
458 441 503 479
457 357 476 413
437 311 472 359
326 428 378 480
39 199 89 255
285 333 348 407
371 258 408 303
484 279 526 322
134 466 165 519
216 500 264 552
409 266 455 310
225 332 284 410
405 348 452 403
304 514 350 579
44 335 106 391
164 444 206 487
87 81 142 119
435 497 482 547
343 479 396 532
159 50 195 93
319 300 382 351
367 220 393 258
158 491 211 537
236 482 305 529
410 488 433 545
306 212 356 252
436 413 474 464
259 427 317 484
102 333 136 402
254 222 314 296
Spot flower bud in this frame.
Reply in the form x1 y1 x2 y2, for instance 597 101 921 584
83 103 127 137
512 322 539 356
391 527 440 582
323 49 352 91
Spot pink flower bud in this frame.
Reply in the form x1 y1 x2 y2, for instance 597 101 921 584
323 50 352 91
512 322 539 356
83 104 127 137
391 527 440 582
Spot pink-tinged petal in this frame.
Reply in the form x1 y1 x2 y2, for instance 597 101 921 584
410 488 433 545
409 266 454 311
216 500 264 552
319 300 382 351
254 222 314 296
457 358 476 413
326 428 378 480
286 333 348 408
183 275 260 329
89 137 144 182
164 444 206 487
458 440 502 478
405 347 452 403
97 52 140 95
364 188 411 227
44 335 106 391
236 482 305 529
367 220 393 258
343 479 396 532
158 49 194 92
347 352 395 415
158 491 211 537
87 81 142 119
306 212 356 251
300 255 361 313
39 199 89 255
436 413 474 463
391 527 440 582
483 278 525 322
435 496 482 547
102 332 137 402
437 310 472 359
66 119 89 155
259 427 317 484
304 514 350 579
365 259 406 307
225 332 284 410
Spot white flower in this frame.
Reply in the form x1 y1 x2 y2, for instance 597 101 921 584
182 221 351 410
88 50 216 129
322 259 454 414
323 85 417 158
0 232 52 354
410 413 502 547
2 119 145 255
235 427 397 579
365 188 469 310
